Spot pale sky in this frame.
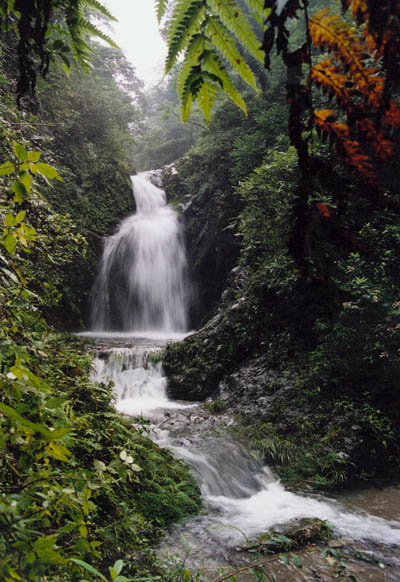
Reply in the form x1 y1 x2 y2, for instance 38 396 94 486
102 0 167 87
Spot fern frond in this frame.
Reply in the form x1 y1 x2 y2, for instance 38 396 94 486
311 58 352 107
340 0 368 25
382 101 400 128
205 16 257 88
242 0 271 26
202 50 247 115
313 109 375 182
177 34 205 100
156 0 170 23
197 80 220 123
309 9 372 97
356 119 394 160
75 18 119 49
181 66 204 121
208 0 264 62
166 0 205 72
80 0 117 22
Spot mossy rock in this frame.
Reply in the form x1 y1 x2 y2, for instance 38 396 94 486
245 518 334 554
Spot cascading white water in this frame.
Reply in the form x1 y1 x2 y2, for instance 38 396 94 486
91 347 400 558
85 168 400 578
89 174 189 333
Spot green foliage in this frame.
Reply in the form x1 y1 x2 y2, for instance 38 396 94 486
0 134 201 581
0 0 118 103
162 0 268 122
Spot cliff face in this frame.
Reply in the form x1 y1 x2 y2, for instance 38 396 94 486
162 146 400 489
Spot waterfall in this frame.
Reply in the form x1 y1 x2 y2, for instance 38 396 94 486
89 174 189 333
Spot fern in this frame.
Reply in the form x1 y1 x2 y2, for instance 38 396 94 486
309 9 372 96
242 0 272 27
165 0 264 122
80 0 117 22
166 0 205 72
197 79 221 123
208 0 264 62
156 0 171 23
177 34 205 100
74 18 119 50
202 50 247 113
205 16 257 87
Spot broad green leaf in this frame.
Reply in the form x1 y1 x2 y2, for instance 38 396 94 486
0 402 52 437
46 441 71 462
45 397 66 409
0 161 15 175
19 171 32 193
49 427 71 439
62 62 71 77
4 214 16 227
12 141 27 162
35 162 63 181
71 558 108 581
11 180 27 203
3 233 17 255
27 151 41 162
113 560 124 576
291 554 302 568
15 210 26 223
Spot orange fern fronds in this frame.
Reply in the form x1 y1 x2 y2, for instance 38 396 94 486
382 101 400 128
356 119 395 160
309 9 366 79
313 109 376 182
340 0 369 25
311 58 353 107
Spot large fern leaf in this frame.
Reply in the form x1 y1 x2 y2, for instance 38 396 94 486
205 16 257 88
197 80 221 123
202 51 247 114
243 0 271 26
80 0 117 22
75 18 119 49
208 0 264 62
156 0 171 23
166 0 205 72
177 34 205 100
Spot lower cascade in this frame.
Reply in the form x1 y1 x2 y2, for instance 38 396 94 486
91 343 400 578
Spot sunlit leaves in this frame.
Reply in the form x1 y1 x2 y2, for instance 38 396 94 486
165 0 205 72
204 16 258 87
156 0 170 23
0 161 15 175
34 162 63 181
208 0 264 62
165 0 266 122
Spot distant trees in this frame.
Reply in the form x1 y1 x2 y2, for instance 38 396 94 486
0 0 117 104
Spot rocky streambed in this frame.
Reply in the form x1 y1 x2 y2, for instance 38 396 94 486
87 335 400 582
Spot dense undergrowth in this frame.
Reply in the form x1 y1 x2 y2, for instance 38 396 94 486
0 141 201 580
162 65 400 489
0 38 201 582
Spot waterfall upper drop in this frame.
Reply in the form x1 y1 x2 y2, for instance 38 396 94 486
89 174 189 333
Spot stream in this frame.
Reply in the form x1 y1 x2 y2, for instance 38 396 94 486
83 336 400 581
81 172 400 580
